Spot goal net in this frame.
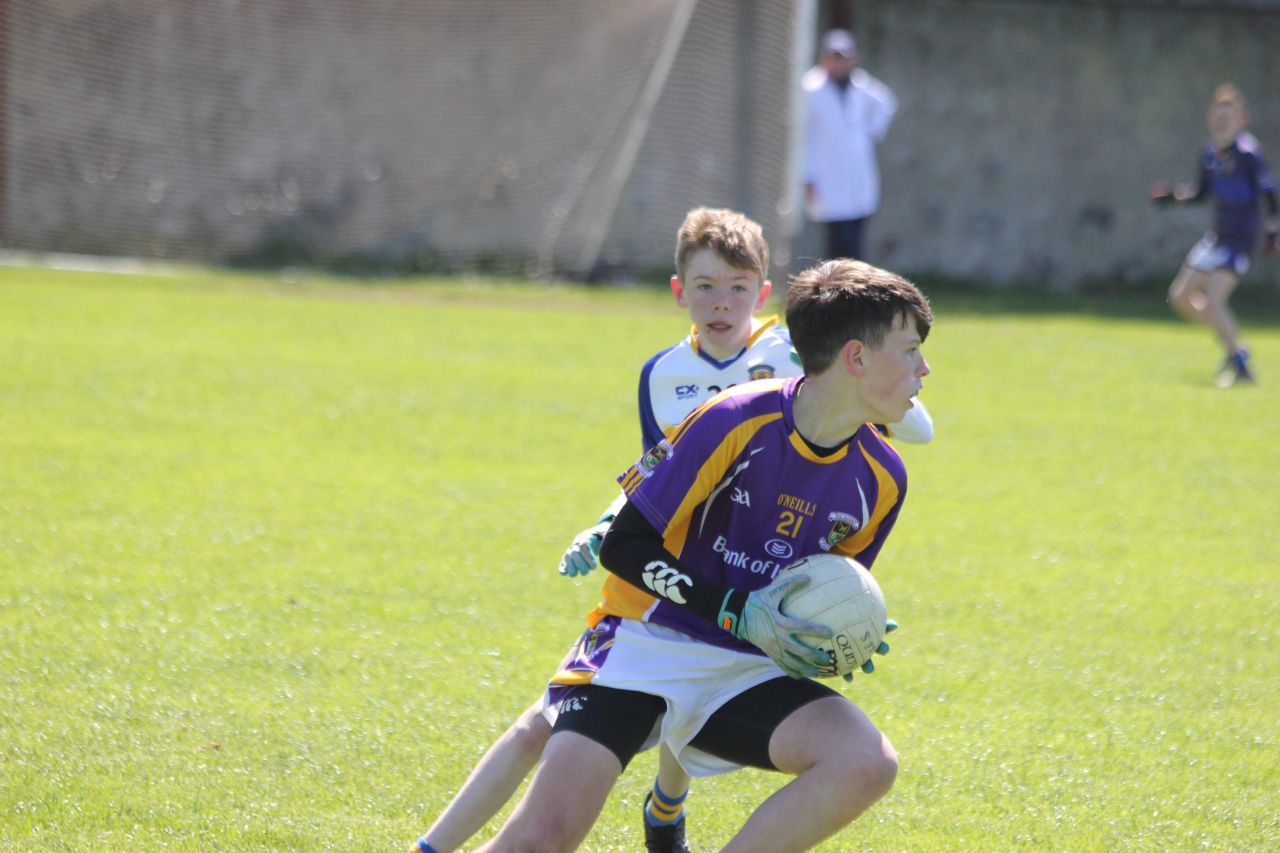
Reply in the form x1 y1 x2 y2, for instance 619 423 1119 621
1 0 801 279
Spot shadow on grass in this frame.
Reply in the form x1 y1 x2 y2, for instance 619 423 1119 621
911 272 1280 327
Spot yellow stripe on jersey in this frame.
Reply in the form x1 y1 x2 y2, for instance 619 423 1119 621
667 378 786 448
620 379 788 496
656 410 781 553
548 669 595 686
744 315 779 348
832 440 902 557
787 428 852 463
620 462 644 495
595 407 785 626
549 635 615 684
587 573 658 626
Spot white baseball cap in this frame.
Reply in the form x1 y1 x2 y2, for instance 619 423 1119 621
821 29 857 57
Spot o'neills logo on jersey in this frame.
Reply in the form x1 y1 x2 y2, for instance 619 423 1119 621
818 511 860 551
748 363 776 381
776 493 817 517
712 535 782 578
637 439 673 478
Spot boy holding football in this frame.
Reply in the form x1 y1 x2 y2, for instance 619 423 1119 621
475 258 931 852
413 212 931 853
1150 83 1278 386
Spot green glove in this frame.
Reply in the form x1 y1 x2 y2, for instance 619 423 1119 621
718 573 832 679
843 618 898 682
557 519 611 577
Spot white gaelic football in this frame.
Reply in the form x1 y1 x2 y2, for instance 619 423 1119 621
777 554 887 679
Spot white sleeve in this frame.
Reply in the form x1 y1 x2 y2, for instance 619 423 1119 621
802 89 823 187
600 491 629 521
855 70 897 141
884 397 933 445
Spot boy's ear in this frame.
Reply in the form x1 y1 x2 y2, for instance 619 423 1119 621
670 275 688 307
842 339 866 376
754 279 773 310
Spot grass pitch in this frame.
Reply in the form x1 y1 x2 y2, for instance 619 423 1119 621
1 265 1277 851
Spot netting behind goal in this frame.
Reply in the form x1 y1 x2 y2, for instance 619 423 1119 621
1 1 800 279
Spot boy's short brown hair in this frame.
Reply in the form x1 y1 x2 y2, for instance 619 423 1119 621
674 208 770 283
786 259 933 374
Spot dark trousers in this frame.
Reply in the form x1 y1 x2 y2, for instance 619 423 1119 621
824 217 869 261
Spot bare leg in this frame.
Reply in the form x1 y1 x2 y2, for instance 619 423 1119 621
1167 264 1213 327
476 731 621 853
420 702 551 852
721 696 898 853
654 743 691 800
1199 269 1242 352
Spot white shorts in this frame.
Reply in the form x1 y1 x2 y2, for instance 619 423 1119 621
1186 235 1250 275
541 618 790 777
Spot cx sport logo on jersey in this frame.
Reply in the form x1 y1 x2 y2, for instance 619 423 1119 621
641 560 692 604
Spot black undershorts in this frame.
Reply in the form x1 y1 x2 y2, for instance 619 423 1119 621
551 676 838 771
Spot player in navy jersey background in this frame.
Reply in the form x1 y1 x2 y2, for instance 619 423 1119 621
1151 83 1279 387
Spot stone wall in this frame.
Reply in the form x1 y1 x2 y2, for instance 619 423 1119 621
1 0 796 278
4 0 1278 288
853 0 1280 288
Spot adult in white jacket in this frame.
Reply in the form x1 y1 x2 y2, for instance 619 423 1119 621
803 29 897 262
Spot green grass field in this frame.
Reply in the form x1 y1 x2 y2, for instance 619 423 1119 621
2 264 1277 851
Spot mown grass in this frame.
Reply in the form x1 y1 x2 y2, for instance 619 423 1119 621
1 265 1277 851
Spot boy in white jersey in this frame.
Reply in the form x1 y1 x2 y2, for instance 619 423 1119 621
413 211 931 853
636 271 931 453
411 208 780 853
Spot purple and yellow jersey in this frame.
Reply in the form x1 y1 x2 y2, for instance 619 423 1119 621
1199 133 1276 252
588 375 907 654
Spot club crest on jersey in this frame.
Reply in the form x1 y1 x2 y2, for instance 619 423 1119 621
818 511 860 551
748 363 776 381
637 439 673 478
582 623 614 657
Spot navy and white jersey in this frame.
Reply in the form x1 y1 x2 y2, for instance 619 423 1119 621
638 318 799 451
1196 132 1276 252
